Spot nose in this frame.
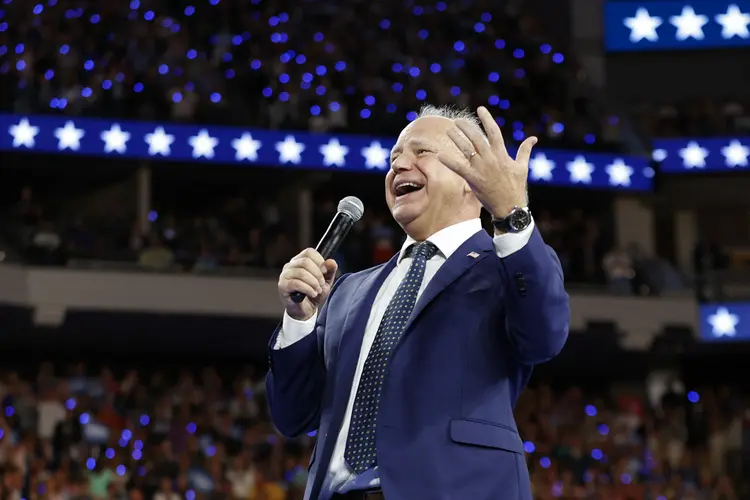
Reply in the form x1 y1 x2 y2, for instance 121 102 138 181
390 153 413 174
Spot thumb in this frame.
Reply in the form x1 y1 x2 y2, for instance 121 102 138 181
323 259 338 284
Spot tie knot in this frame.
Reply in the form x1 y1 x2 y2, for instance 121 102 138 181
410 241 439 260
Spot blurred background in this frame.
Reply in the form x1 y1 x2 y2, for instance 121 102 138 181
0 0 750 499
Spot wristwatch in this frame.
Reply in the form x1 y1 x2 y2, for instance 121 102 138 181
492 207 532 233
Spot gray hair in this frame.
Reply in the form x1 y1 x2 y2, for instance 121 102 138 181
417 104 488 143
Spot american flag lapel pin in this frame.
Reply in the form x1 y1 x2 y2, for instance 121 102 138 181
467 251 479 259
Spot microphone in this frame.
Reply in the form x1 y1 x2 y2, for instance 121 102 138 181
291 196 365 303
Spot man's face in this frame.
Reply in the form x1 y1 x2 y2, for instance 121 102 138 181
385 116 475 238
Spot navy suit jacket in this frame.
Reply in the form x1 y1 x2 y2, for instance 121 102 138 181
266 228 570 500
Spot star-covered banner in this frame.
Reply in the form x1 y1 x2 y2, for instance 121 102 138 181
605 1 750 52
652 136 750 173
0 113 654 191
699 302 750 341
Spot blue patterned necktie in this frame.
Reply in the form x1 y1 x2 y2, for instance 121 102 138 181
344 240 439 474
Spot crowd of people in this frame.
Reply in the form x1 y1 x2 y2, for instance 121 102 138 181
0 361 745 500
0 0 620 150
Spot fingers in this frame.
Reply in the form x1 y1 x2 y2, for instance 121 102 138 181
446 128 476 161
477 106 508 157
455 119 492 158
515 136 538 169
322 259 338 284
280 267 323 298
437 152 472 180
294 247 325 269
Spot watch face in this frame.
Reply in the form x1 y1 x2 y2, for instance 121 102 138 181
509 210 531 231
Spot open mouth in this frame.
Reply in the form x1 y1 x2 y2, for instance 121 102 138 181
394 181 425 197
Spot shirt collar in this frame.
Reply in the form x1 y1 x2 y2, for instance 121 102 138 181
398 218 483 262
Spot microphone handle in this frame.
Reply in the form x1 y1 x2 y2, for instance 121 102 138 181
290 212 355 304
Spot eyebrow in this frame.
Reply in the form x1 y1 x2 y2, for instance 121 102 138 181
391 139 434 157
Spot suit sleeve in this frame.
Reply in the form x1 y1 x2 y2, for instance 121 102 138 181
495 226 570 365
265 274 348 437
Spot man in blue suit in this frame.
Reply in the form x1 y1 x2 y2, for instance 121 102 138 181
267 105 570 500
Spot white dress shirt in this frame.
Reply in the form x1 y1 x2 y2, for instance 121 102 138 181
274 217 534 495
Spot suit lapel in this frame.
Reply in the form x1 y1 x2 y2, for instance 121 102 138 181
310 256 398 499
405 230 495 330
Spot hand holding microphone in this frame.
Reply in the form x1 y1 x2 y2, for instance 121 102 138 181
277 196 364 321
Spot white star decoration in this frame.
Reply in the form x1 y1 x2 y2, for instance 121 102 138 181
320 138 349 167
8 118 39 148
276 135 305 164
670 6 708 40
232 133 262 161
54 121 85 151
361 141 390 170
100 124 130 154
529 153 555 181
715 4 750 39
567 156 594 184
679 141 709 168
707 307 739 337
624 8 663 42
605 158 633 186
188 129 219 159
145 127 175 156
721 140 749 167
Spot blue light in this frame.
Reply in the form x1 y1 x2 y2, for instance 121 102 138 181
334 61 346 71
302 72 314 83
86 458 96 470
83 60 94 71
435 2 446 11
143 10 154 21
391 62 403 73
540 44 552 54
513 130 525 141
225 69 235 79
139 414 150 426
488 72 499 82
513 48 525 59
81 87 92 98
184 6 194 15
329 101 340 112
392 82 403 92
211 93 222 103
687 391 700 403
430 63 441 73
584 134 596 144
364 95 375 106
133 82 144 93
408 66 420 77
44 69 54 80
58 98 68 109
450 86 461 96
316 65 327 76
313 32 324 42
65 398 76 410
90 14 100 23
279 73 290 83
15 43 24 54
591 449 603 460
250 59 261 70
0 47 5 57
474 23 485 33
621 474 631 485
412 6 423 15
416 89 427 101
406 111 417 122
296 54 307 64
310 105 321 116
59 44 69 55
360 109 371 119
552 53 564 64
206 445 216 457
481 12 492 22
132 450 142 460
379 19 390 29
453 41 465 52
116 465 126 477
386 104 397 113
514 68 526 79
315 85 326 96
584 404 597 416
33 4 43 14
222 52 232 62
15 60 25 71
209 0 219 4
279 12 289 22
115 72 125 82
147 211 158 222
279 52 291 63
172 92 182 103
158 64 169 75
494 39 506 49
134 440 144 450
523 441 535 453
0 22 6 32
540 457 551 468
598 424 609 435
129 0 139 9
488 95 500 106
186 422 197 434
418 29 429 40
79 413 90 424
278 92 289 102
268 16 279 27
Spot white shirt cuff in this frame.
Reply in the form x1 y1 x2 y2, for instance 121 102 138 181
273 311 319 349
493 220 535 258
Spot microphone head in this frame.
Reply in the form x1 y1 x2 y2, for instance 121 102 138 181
338 196 364 222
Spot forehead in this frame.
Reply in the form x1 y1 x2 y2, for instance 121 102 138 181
393 116 453 150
